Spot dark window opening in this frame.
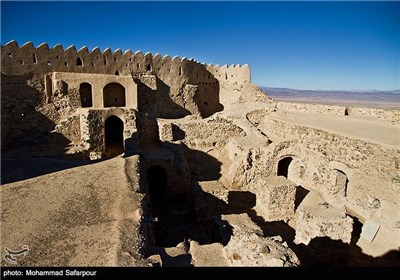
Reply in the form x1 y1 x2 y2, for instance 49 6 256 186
104 116 124 158
77 57 83 66
203 101 208 105
56 55 60 59
8 53 12 58
20 60 23 65
103 57 107 65
79 83 93 108
277 157 293 178
136 63 140 69
114 57 117 61
33 53 37 64
147 166 168 202
146 65 151 71
179 66 182 76
64 62 68 66
115 70 119 76
103 82 126 107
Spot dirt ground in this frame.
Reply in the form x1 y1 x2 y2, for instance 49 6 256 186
0 155 148 267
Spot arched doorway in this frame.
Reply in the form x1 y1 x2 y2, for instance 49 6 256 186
103 82 126 107
147 166 167 201
277 157 293 178
79 82 93 107
104 116 124 158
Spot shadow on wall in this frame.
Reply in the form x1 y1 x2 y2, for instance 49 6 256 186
0 74 100 184
133 76 157 116
193 78 224 119
1 75 114 184
294 185 310 210
189 172 400 266
171 124 185 141
133 73 223 119
155 77 192 119
133 75 191 119
186 66 224 118
1 74 55 150
181 144 222 181
294 237 400 267
134 112 161 148
137 141 226 248
192 185 260 245
250 212 400 267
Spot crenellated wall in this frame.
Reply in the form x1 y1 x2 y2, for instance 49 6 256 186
1 40 261 157
1 40 202 77
2 41 258 118
206 64 251 84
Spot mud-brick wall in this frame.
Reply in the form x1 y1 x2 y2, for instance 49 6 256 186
1 74 53 149
55 114 81 143
276 102 346 116
158 117 247 150
141 144 192 195
81 108 138 157
1 41 228 119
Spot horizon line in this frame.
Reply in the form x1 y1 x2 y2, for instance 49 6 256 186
258 85 400 92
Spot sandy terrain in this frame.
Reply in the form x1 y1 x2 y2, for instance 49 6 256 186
269 111 399 147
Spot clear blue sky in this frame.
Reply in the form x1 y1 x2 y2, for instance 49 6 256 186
1 1 399 90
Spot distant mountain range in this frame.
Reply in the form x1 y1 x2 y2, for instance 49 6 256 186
259 86 400 95
258 86 400 107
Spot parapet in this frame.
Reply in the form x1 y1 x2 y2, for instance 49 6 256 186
1 40 207 76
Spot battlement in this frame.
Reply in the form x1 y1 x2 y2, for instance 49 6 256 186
206 63 251 83
1 40 255 119
1 40 208 76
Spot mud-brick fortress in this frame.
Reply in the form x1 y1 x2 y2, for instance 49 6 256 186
1 40 399 266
